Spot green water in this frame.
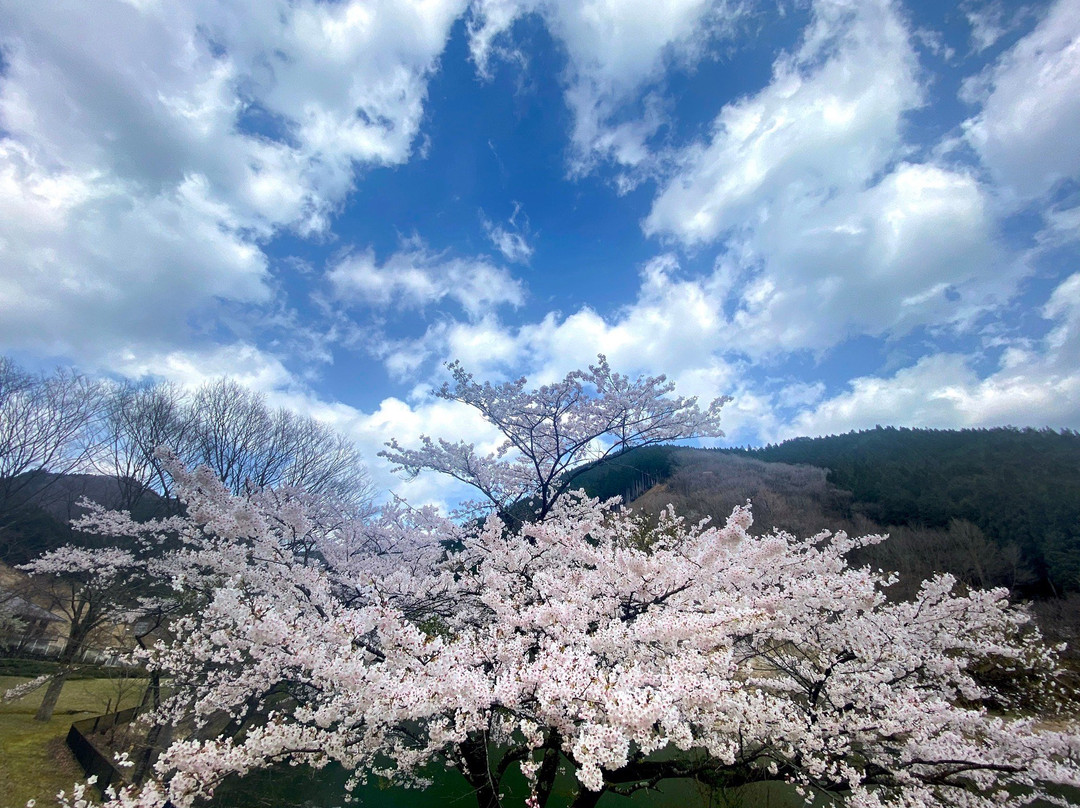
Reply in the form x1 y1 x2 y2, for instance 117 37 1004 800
205 763 1080 808
206 762 803 808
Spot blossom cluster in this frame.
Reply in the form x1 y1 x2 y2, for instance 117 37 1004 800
380 356 729 519
49 461 1080 808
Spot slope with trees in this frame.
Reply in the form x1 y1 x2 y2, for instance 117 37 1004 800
0 358 105 534
738 427 1080 593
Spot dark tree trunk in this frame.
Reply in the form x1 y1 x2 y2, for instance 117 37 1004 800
535 733 561 808
34 634 85 722
460 733 503 808
137 670 162 712
34 663 71 721
133 720 173 785
132 671 164 784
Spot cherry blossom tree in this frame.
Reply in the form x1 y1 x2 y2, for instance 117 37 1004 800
18 544 145 721
25 361 1080 808
381 356 729 521
49 456 1079 808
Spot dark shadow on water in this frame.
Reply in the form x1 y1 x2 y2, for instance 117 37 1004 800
204 760 1080 808
205 763 475 808
203 763 806 808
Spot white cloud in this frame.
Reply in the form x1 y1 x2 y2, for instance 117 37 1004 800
0 0 465 365
481 203 534 263
721 162 1005 355
646 0 921 244
965 1 1009 52
963 0 1080 201
468 0 544 77
485 226 534 263
779 350 1080 439
345 393 507 507
779 271 1080 440
109 343 296 393
160 264 1080 506
468 0 749 175
642 0 1015 356
1042 271 1080 364
375 252 752 429
326 244 525 319
0 148 269 358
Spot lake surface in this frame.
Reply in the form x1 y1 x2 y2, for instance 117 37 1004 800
207 761 803 808
205 759 1080 808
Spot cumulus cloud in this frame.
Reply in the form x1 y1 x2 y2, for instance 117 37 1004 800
373 253 754 430
109 343 297 394
344 393 507 507
646 0 922 244
0 0 464 364
779 271 1080 440
0 151 269 357
326 243 524 319
468 0 749 176
962 0 1080 202
720 162 1005 355
642 0 1014 356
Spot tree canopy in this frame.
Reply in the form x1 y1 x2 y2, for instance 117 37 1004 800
381 356 728 522
20 362 1078 808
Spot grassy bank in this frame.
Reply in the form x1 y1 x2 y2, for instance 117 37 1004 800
0 675 145 808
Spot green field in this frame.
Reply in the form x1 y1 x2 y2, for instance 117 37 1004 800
0 675 144 808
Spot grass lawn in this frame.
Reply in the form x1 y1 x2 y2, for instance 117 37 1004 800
0 675 145 808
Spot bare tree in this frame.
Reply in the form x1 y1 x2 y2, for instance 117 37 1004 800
269 408 373 502
95 381 195 511
187 379 372 505
0 358 105 528
187 379 272 496
91 376 373 512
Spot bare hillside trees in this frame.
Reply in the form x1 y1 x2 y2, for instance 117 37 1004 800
0 357 373 524
0 358 105 528
185 379 370 502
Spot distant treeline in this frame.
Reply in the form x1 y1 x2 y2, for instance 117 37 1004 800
735 426 1080 594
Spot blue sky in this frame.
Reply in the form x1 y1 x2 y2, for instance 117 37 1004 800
1 0 1079 503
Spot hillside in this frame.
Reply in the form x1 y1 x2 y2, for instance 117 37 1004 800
573 446 850 534
0 472 165 565
573 428 1080 599
573 434 1080 651
738 427 1080 594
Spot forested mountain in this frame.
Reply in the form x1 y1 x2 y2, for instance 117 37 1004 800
0 471 165 565
572 428 1080 599
738 427 1080 594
